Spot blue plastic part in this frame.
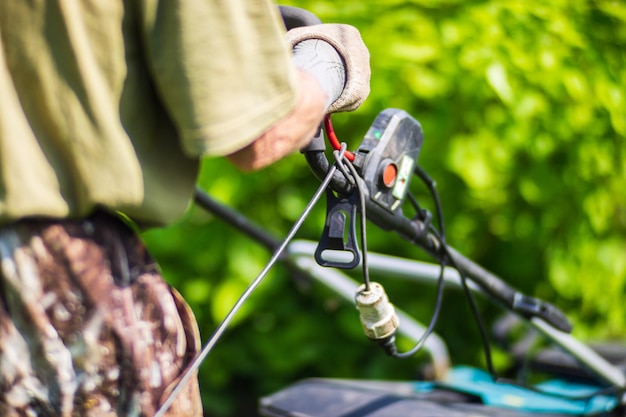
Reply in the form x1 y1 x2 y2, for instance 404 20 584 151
413 366 618 415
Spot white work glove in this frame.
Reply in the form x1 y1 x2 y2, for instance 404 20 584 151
286 24 370 113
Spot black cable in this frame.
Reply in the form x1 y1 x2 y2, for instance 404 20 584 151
437 232 497 379
392 239 447 359
414 165 445 242
342 158 371 292
331 144 371 292
388 168 450 358
398 170 497 380
421 165 495 377
406 192 434 229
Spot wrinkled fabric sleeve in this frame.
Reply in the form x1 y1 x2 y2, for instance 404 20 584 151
135 0 298 157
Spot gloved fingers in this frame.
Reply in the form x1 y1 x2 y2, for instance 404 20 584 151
291 39 346 111
286 24 370 113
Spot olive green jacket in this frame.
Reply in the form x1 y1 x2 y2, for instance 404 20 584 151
0 0 297 226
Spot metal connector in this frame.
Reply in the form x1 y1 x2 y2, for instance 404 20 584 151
355 282 399 340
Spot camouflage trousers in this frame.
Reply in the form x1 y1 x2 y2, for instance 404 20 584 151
0 212 203 416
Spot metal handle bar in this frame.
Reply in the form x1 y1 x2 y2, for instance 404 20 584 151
193 188 450 377
279 5 322 30
194 188 626 389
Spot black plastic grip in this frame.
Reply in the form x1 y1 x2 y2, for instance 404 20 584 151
314 188 361 269
279 5 322 30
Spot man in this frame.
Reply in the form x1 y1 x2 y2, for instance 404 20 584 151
0 1 369 416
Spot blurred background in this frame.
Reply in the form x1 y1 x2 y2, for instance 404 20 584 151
142 1 626 415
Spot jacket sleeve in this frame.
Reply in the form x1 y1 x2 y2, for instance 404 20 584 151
136 0 298 157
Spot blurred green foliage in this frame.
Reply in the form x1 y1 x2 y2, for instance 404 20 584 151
142 0 625 415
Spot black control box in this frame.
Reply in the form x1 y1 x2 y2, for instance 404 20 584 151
353 109 424 213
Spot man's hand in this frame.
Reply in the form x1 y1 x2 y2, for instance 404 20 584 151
227 23 371 171
226 69 326 171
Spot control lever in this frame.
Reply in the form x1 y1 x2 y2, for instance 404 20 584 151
315 188 361 269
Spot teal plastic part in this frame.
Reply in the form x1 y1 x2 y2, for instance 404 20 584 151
413 366 618 415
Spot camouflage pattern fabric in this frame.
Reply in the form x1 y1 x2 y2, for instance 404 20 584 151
0 212 202 416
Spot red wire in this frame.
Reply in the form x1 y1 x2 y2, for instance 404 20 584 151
324 114 355 162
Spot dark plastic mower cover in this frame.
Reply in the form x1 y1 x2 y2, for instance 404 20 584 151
258 371 616 417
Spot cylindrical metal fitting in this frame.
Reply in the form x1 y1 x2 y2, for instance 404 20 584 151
355 282 399 340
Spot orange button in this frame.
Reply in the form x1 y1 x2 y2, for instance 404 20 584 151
382 163 397 188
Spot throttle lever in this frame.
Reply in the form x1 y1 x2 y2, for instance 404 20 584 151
315 188 361 269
